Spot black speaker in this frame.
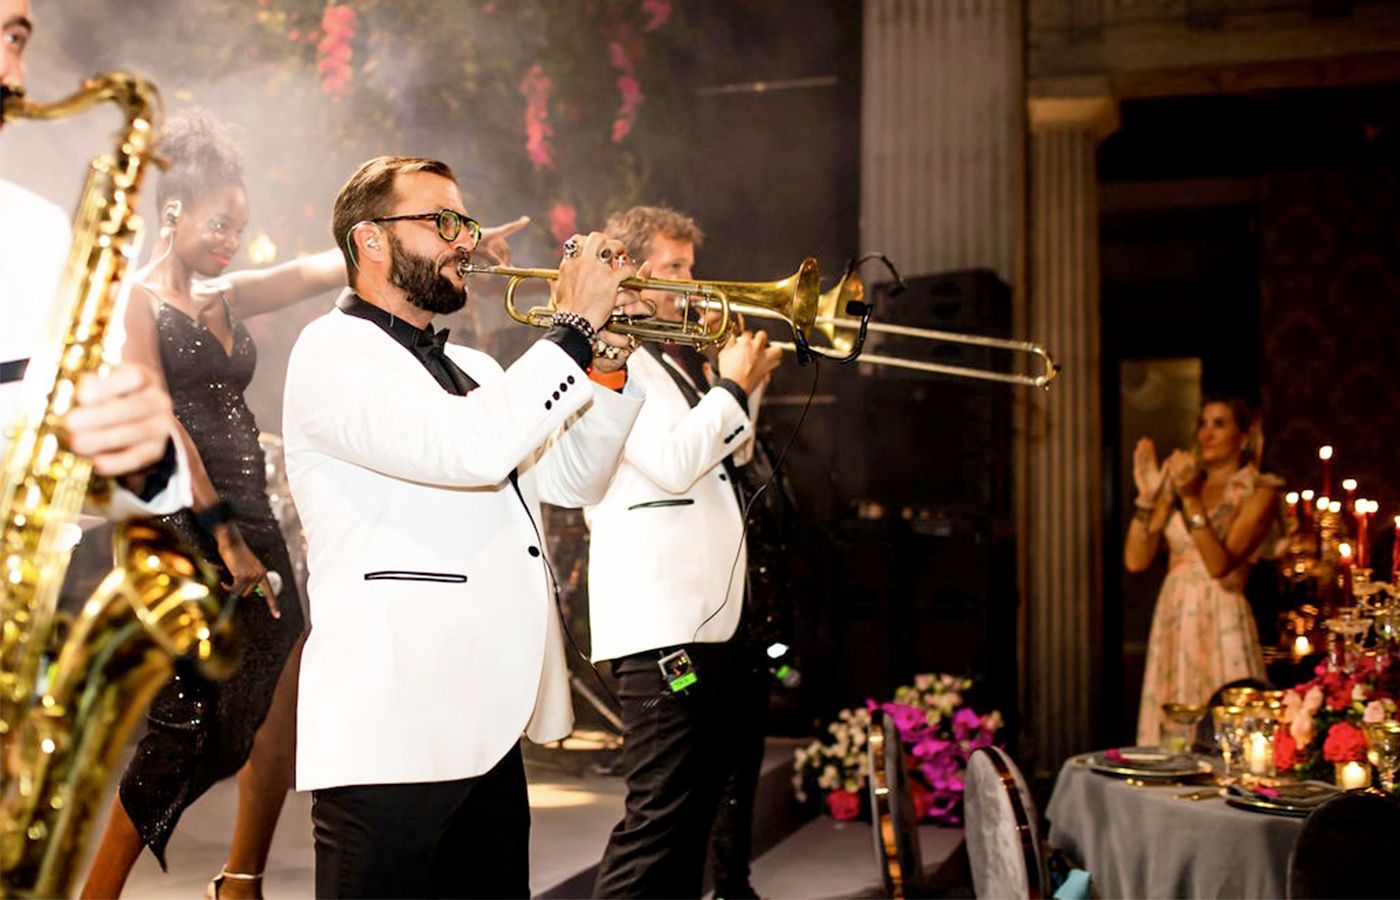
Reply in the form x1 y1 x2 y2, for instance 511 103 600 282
836 269 1013 517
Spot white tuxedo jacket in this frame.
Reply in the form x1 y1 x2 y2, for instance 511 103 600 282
585 347 761 662
283 308 643 790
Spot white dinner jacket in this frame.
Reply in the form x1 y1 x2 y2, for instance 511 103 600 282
283 307 643 791
585 347 762 662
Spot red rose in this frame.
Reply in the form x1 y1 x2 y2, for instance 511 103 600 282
826 789 862 821
1275 730 1299 770
1323 721 1368 763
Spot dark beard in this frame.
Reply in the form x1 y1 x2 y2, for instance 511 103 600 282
387 232 467 314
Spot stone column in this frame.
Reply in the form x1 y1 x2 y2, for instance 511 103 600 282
861 0 1022 282
1020 90 1118 772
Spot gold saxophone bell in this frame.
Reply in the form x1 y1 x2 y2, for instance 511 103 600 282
0 74 233 898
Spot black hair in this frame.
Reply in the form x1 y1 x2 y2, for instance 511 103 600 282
155 107 245 209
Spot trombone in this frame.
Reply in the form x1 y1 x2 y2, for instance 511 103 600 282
461 258 1059 389
766 263 1060 389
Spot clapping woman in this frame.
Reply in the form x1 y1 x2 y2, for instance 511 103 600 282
1126 396 1282 746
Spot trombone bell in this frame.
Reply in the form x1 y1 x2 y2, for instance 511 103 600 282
770 268 1060 389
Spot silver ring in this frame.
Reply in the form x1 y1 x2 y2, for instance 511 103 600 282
598 247 614 264
562 238 581 259
593 339 621 360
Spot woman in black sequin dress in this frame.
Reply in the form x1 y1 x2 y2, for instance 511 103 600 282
81 111 344 900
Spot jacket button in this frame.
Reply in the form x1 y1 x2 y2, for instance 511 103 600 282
719 473 727 481
553 391 560 400
559 382 568 391
567 375 576 384
528 545 541 557
545 400 553 410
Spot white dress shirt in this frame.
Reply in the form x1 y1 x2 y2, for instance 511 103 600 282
0 176 191 516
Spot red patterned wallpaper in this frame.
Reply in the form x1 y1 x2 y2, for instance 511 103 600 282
1259 167 1400 520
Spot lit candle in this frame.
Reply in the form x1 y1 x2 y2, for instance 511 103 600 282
1286 491 1300 528
1338 760 1371 790
1355 500 1371 568
1293 634 1313 659
1301 490 1315 530
1343 479 1357 521
1246 733 1271 776
1319 445 1334 497
1340 541 1353 565
1393 515 1400 581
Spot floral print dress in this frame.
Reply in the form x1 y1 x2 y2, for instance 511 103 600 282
1136 465 1282 745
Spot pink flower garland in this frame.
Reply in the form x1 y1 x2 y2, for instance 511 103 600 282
606 28 645 144
317 4 356 99
520 63 556 170
548 202 578 244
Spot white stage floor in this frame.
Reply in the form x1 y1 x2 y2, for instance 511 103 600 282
90 743 964 898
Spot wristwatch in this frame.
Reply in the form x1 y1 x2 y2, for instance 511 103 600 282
1185 510 1208 531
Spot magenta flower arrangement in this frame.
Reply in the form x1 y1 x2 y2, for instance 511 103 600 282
792 674 1003 826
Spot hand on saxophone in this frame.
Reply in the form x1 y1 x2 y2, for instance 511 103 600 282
64 362 177 477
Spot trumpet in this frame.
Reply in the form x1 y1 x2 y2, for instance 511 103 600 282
459 258 826 353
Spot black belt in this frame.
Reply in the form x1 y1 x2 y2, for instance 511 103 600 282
0 358 28 385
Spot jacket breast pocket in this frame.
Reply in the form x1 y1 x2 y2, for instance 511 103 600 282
627 499 695 511
363 570 469 584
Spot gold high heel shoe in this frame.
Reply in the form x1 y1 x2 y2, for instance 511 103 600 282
206 867 263 899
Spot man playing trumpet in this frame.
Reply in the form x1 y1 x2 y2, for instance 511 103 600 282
282 155 647 897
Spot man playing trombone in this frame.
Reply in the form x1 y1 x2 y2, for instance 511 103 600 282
584 206 782 897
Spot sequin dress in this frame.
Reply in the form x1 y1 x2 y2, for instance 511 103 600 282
118 298 305 867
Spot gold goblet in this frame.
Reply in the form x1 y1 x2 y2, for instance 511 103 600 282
1212 705 1247 781
1221 686 1259 708
1161 702 1208 754
1364 720 1400 793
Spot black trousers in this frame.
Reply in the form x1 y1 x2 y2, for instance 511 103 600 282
708 646 769 898
594 642 744 898
311 743 529 899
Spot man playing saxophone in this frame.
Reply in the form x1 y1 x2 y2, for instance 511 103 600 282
1 0 190 512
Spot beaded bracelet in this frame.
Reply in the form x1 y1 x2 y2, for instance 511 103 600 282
550 310 597 344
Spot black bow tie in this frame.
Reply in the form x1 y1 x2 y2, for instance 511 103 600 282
414 326 451 352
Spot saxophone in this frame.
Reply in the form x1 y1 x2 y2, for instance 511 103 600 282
0 74 232 898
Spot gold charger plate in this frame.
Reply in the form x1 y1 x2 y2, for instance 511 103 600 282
1086 747 1214 781
1223 781 1339 818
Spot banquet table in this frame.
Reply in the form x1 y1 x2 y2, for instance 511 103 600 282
1046 754 1304 899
